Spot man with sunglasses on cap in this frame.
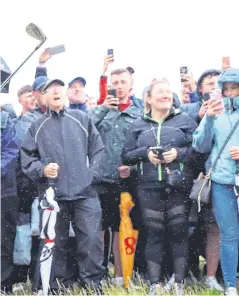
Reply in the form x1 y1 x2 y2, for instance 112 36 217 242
20 79 105 294
32 48 54 117
32 76 48 117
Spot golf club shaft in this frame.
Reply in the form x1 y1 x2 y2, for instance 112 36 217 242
0 38 46 92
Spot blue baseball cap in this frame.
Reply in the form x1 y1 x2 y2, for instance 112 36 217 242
126 66 135 75
42 79 65 92
32 76 48 91
68 77 86 87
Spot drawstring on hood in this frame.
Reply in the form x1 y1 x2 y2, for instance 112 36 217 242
223 96 239 112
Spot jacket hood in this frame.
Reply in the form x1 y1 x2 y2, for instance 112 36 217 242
196 69 222 100
1 104 17 119
218 68 239 90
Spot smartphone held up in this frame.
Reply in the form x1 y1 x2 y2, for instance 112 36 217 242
108 88 117 98
180 66 188 75
107 48 114 62
222 56 230 71
107 89 118 107
180 66 189 82
48 44 65 56
203 89 225 114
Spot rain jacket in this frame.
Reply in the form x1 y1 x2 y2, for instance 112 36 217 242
13 112 39 208
1 113 18 198
90 103 143 183
121 108 198 187
193 68 239 185
13 112 39 147
20 108 104 200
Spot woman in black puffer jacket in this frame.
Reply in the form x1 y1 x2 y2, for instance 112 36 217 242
121 80 198 295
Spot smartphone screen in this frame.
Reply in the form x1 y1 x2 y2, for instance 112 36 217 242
203 92 211 102
48 44 65 56
108 89 117 97
180 66 188 75
210 89 222 101
107 49 114 56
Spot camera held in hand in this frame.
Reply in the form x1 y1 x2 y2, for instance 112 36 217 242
149 144 171 160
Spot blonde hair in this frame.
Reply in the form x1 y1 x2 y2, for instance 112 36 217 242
148 78 170 97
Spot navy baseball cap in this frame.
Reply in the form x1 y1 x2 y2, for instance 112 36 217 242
126 67 135 75
68 77 86 87
42 79 65 92
32 76 48 91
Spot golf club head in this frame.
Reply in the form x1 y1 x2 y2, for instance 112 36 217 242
26 23 46 41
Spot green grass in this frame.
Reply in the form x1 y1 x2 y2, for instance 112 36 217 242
13 286 224 296
12 278 224 296
12 258 225 295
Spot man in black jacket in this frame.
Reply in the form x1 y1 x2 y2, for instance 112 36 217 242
20 79 105 292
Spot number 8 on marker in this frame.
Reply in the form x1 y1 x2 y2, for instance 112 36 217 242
124 237 137 255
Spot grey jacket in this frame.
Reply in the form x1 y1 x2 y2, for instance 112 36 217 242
90 105 142 183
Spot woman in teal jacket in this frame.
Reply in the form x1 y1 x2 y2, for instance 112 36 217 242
193 68 239 296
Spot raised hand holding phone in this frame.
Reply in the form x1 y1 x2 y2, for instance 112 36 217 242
107 49 114 61
103 49 114 75
48 44 65 56
103 89 119 109
39 48 52 64
222 56 231 71
207 91 225 117
39 45 65 64
210 89 223 101
180 66 196 92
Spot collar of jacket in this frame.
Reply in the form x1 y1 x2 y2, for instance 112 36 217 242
130 95 143 108
47 107 65 116
143 107 181 123
15 112 37 123
69 102 87 111
120 103 143 117
35 105 47 114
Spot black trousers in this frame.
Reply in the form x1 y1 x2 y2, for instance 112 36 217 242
1 196 19 292
33 197 105 291
138 186 188 284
